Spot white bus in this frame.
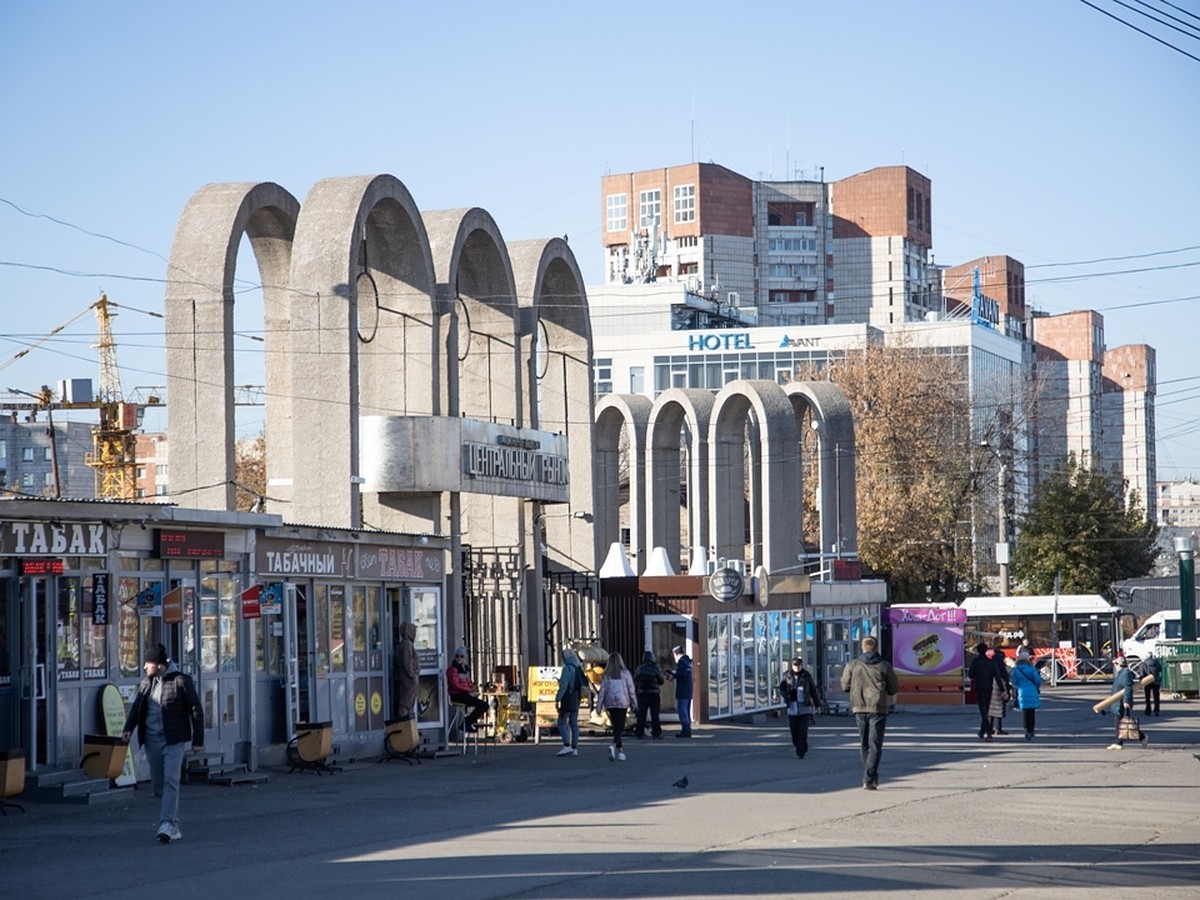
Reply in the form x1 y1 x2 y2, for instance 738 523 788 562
960 595 1132 682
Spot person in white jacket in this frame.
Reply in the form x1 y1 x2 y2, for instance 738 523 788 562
595 652 637 761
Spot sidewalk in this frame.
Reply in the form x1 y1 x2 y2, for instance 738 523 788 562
3 682 1198 899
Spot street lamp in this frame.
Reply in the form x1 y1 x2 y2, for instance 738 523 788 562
1175 534 1196 642
980 441 1009 597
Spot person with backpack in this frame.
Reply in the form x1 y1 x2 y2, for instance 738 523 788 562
1141 653 1163 716
633 650 665 739
778 656 821 759
1010 647 1042 740
554 648 587 757
595 652 637 761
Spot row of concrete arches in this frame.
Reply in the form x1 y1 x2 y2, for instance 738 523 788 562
163 175 594 559
594 379 858 575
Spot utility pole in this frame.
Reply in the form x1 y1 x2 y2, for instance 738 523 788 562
997 460 1010 597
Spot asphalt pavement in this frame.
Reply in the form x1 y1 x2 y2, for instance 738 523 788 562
3 682 1198 900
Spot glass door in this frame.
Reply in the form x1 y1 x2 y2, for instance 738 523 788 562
644 615 692 721
19 577 54 766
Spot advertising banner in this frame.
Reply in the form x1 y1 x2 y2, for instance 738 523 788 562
888 605 966 704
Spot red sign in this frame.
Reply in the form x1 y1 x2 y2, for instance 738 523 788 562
153 529 224 559
21 558 64 575
240 585 262 619
162 586 184 625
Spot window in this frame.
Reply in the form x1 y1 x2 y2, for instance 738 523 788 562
674 184 695 223
22 472 35 488
594 357 613 396
22 447 33 462
0 439 6 461
606 193 627 232
629 366 645 394
42 447 52 462
639 189 661 227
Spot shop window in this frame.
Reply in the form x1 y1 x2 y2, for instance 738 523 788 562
57 578 81 680
81 578 107 677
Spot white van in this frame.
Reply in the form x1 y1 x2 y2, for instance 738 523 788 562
1121 610 1200 662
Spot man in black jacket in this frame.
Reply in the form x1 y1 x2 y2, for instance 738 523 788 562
633 650 665 739
122 643 204 843
778 656 821 759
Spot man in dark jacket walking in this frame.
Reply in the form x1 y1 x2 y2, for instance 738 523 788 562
122 643 203 842
840 636 899 790
633 650 665 739
778 656 821 758
968 641 1001 741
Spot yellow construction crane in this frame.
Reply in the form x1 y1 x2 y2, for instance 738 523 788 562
3 295 163 500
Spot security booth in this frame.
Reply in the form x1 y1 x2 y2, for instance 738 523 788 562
253 525 448 766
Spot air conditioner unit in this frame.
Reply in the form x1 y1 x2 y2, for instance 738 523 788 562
727 291 740 307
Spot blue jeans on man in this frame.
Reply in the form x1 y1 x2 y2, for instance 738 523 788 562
676 698 693 736
144 731 188 830
557 707 579 750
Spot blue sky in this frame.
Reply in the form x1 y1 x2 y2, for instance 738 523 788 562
2 1 1198 480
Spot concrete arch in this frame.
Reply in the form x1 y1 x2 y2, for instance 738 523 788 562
510 238 596 568
425 208 523 548
164 181 300 511
424 208 522 426
645 388 715 569
784 381 858 557
286 174 437 526
709 380 801 572
594 394 653 565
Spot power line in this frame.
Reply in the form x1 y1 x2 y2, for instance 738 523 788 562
1078 0 1200 62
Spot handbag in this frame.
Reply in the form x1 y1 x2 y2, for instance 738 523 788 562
1116 715 1140 741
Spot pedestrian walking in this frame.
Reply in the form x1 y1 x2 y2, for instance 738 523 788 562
554 648 586 757
596 652 637 761
1140 653 1163 716
1107 656 1149 751
778 656 821 759
121 643 203 843
991 642 1012 735
839 635 899 790
633 650 665 739
670 645 694 738
1010 647 1041 740
968 641 1001 741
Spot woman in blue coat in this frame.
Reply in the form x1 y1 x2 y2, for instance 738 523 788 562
1009 648 1042 741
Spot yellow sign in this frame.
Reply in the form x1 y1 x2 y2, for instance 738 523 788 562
355 692 366 716
370 691 382 715
526 666 561 703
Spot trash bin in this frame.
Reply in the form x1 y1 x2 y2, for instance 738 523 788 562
1160 641 1200 697
81 734 128 781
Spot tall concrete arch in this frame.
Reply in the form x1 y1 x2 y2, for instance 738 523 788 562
709 380 801 573
425 208 523 550
594 394 653 566
784 381 858 557
286 175 437 526
164 181 300 511
645 388 715 570
510 237 596 569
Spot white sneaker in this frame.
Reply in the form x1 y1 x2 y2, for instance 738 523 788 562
169 824 182 842
568 748 577 756
617 751 626 761
555 746 574 757
608 744 616 761
1106 743 1123 751
156 824 172 843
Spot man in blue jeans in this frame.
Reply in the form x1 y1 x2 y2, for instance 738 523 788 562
671 645 694 737
123 643 204 842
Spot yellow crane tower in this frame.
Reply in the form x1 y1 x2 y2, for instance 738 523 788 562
83 294 142 499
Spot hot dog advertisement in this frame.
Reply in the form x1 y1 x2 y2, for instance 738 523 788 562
893 624 964 676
